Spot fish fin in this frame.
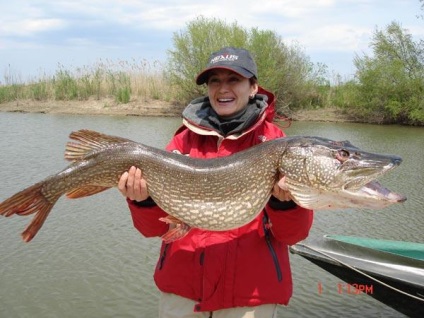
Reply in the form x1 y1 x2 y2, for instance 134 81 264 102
0 182 60 242
285 178 322 209
66 186 111 198
159 216 191 243
64 129 135 161
286 179 337 210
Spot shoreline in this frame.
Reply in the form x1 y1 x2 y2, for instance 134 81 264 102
0 98 184 117
0 98 354 122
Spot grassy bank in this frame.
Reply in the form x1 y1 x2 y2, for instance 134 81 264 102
0 59 414 124
0 59 352 121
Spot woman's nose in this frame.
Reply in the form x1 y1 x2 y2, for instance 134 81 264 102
218 80 230 92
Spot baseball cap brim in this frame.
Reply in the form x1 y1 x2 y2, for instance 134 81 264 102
196 66 256 85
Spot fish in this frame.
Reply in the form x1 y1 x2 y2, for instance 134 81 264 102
0 129 406 242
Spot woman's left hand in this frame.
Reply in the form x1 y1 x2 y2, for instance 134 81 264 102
272 174 292 201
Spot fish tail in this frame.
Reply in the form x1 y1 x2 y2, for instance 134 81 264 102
0 182 60 242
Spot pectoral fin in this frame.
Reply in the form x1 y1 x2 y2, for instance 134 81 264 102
285 178 327 209
159 215 191 243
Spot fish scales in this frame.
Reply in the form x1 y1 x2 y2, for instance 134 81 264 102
0 130 406 242
142 141 283 230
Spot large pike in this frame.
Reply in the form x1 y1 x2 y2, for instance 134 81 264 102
0 130 406 242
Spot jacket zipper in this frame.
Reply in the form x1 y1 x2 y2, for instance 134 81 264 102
200 250 205 265
158 243 170 270
262 213 283 282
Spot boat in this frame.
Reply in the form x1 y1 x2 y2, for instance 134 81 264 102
290 235 424 317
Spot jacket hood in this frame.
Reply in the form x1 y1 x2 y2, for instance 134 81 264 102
257 86 276 122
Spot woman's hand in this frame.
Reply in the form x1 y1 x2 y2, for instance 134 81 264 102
118 166 149 201
272 174 292 202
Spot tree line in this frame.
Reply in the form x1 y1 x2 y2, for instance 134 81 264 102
166 15 423 125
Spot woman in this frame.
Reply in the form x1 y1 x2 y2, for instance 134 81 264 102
119 47 313 318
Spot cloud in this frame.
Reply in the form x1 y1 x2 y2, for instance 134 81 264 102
251 0 335 18
292 24 372 52
0 18 66 37
0 0 380 52
0 0 422 78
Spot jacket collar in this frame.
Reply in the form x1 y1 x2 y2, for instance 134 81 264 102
182 94 268 138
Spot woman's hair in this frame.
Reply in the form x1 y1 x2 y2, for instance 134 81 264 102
249 77 258 85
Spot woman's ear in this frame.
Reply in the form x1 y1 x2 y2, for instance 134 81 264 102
251 83 259 96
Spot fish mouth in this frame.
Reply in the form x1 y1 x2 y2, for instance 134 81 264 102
332 157 406 209
343 160 401 191
359 180 406 203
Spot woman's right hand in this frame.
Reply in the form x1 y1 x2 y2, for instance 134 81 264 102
118 166 149 201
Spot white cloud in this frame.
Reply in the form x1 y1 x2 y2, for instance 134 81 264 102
293 24 372 52
251 0 335 18
0 18 66 37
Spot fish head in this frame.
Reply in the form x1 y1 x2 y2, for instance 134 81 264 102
279 137 406 209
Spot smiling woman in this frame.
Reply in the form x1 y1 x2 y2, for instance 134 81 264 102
116 46 314 318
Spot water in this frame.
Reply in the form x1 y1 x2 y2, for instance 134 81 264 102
0 113 422 318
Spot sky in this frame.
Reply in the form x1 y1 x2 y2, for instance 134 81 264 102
0 0 423 83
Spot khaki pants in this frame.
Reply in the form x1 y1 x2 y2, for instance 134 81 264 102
158 292 277 318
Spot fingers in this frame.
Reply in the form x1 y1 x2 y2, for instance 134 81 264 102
126 166 137 195
272 174 292 202
277 175 289 192
118 166 149 201
273 182 289 201
118 171 129 195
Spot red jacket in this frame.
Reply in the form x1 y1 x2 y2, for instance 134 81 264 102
128 88 313 312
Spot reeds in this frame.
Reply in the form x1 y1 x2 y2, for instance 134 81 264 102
0 59 177 104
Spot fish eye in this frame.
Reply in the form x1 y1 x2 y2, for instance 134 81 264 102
336 149 350 162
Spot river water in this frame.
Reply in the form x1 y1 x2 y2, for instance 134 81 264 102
0 112 422 318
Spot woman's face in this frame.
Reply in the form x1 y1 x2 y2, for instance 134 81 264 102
207 69 258 118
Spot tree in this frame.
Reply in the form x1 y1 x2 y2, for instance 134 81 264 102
353 22 424 124
165 16 327 112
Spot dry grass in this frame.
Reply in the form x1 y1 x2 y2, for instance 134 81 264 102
0 59 179 105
